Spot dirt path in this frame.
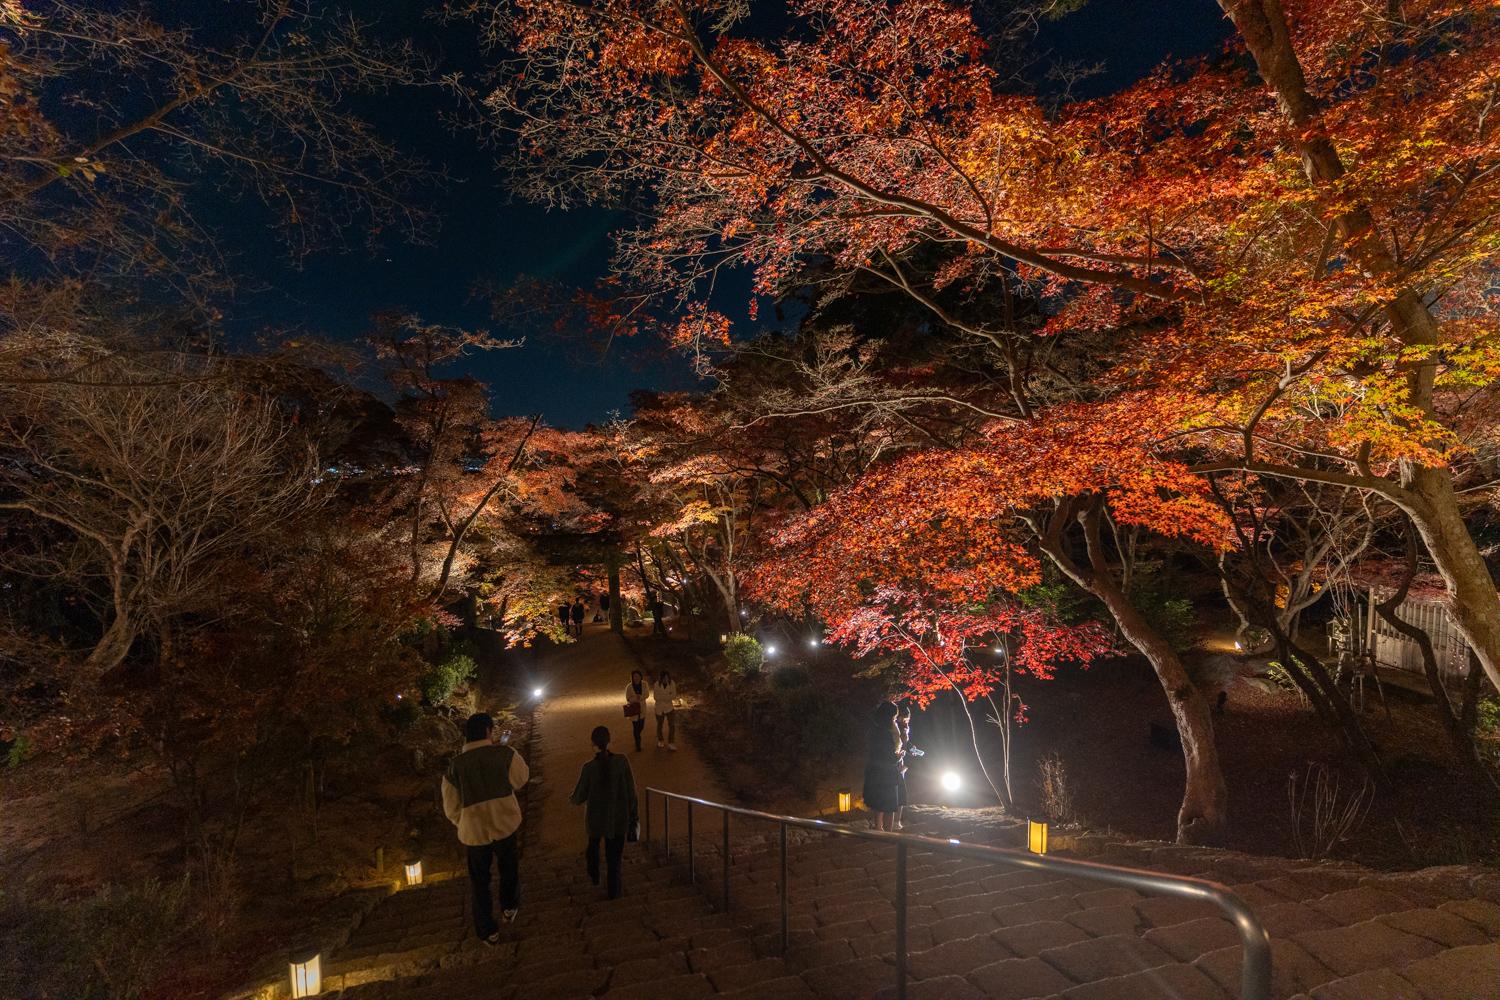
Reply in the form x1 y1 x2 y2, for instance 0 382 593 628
525 622 726 859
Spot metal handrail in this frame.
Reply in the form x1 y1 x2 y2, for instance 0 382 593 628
644 787 1270 1000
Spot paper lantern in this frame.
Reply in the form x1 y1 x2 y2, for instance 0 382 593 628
1028 819 1048 855
404 859 422 886
288 948 321 998
837 789 852 813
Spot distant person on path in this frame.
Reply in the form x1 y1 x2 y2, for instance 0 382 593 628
624 669 650 751
571 597 586 636
569 725 640 899
443 713 530 944
895 702 914 831
862 701 902 832
652 670 678 750
557 601 571 635
600 592 611 621
593 592 605 623
650 597 668 636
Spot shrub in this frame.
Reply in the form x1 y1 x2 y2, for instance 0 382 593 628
769 665 812 691
421 652 477 706
723 634 764 676
1287 762 1373 860
6 734 31 768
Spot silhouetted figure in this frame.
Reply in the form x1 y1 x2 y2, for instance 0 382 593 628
571 597 586 636
650 597 667 636
569 725 639 899
863 701 902 831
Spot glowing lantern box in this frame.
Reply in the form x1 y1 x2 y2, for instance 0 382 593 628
288 948 321 998
837 789 853 813
1027 819 1049 855
404 859 423 886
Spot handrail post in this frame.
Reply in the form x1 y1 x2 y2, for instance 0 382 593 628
664 798 671 860
687 801 695 884
721 809 731 913
779 821 789 953
895 841 908 1000
644 789 651 850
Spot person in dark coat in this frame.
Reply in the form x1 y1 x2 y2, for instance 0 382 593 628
571 597 586 636
569 725 639 898
557 602 571 633
650 597 667 636
862 701 903 831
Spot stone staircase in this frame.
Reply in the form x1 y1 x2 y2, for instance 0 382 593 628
305 810 1500 999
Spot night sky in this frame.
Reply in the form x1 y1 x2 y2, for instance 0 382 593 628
226 0 1234 429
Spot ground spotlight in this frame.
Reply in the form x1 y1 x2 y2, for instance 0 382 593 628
940 771 962 792
807 638 820 649
532 686 544 700
765 644 777 656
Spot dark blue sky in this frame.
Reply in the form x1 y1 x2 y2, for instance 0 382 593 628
229 0 1232 428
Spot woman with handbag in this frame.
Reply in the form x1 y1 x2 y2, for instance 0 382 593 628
623 670 649 751
652 670 678 750
568 726 639 899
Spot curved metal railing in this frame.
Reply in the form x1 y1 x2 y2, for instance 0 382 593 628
644 787 1271 1000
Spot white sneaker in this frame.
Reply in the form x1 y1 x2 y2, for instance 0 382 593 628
657 740 664 748
667 743 677 751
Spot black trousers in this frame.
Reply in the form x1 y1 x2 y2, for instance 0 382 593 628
631 718 645 750
466 832 520 938
587 835 625 899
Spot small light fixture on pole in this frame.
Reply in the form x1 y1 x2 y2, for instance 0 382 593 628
1028 818 1049 855
288 948 322 998
404 858 423 887
837 788 852 813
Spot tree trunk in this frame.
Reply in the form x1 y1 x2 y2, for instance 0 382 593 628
1092 574 1230 845
85 613 136 676
1039 500 1229 845
607 556 624 635
1403 467 1500 695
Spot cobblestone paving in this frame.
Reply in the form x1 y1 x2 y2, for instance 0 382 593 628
302 628 1500 999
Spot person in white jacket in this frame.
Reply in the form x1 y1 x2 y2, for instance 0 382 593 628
624 669 650 752
652 670 679 750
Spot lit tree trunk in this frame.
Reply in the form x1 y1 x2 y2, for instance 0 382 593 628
1039 498 1228 845
607 555 624 635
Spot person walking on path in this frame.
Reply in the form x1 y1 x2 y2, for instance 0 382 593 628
650 596 668 636
862 701 902 832
568 725 639 899
652 670 679 750
557 601 571 635
571 597 586 636
623 669 650 751
443 713 530 944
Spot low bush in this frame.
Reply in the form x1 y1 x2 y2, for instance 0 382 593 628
723 634 763 676
421 652 477 706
